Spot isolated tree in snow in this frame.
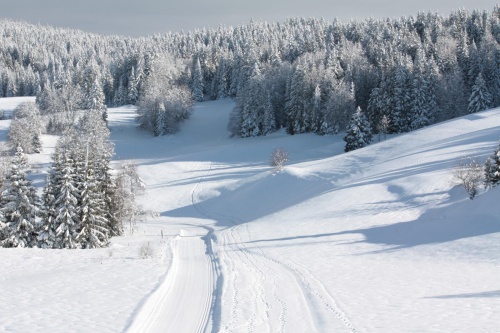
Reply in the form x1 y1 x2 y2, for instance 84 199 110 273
0 148 38 248
468 73 491 114
270 148 289 171
453 157 483 200
344 107 372 152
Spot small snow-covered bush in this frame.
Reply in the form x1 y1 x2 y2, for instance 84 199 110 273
453 157 483 200
138 242 154 259
270 148 289 171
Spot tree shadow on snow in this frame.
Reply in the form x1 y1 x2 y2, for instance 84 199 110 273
243 186 500 253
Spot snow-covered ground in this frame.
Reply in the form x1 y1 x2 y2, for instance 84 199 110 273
1 97 499 332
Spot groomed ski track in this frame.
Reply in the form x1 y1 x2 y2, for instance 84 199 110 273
119 100 356 333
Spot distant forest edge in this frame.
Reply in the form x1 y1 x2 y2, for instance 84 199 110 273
1 6 500 137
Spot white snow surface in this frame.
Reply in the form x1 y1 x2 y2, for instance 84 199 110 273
1 96 499 332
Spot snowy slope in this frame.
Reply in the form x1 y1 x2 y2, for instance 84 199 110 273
0 97 499 332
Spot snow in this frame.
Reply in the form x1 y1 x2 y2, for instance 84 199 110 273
1 96 499 332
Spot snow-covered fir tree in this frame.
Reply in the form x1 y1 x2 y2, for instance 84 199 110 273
192 56 204 102
391 63 412 133
154 102 167 137
127 67 140 105
262 92 277 135
52 153 81 249
37 108 119 249
81 60 108 122
240 64 267 137
409 50 438 131
1 8 500 141
0 148 38 248
76 165 109 248
468 73 492 113
285 66 306 135
312 84 322 133
37 174 57 248
344 107 372 152
484 141 500 188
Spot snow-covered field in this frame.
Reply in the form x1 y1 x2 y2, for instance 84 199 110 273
1 97 499 332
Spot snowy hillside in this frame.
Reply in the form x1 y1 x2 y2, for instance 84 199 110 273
1 97 499 332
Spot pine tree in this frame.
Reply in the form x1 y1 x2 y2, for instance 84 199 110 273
467 41 482 89
82 63 106 112
468 73 491 113
240 93 260 137
240 68 265 137
0 148 38 248
484 142 500 188
312 84 322 133
127 67 139 104
192 57 204 102
367 73 393 133
52 154 80 249
76 165 109 248
410 76 433 130
101 165 121 237
32 132 42 153
392 64 412 133
344 107 372 152
214 58 228 99
113 81 127 106
377 115 390 141
154 102 166 137
489 48 500 107
37 174 57 248
285 66 306 134
410 51 437 130
262 92 276 135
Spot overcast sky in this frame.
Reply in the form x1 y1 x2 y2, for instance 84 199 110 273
1 0 497 37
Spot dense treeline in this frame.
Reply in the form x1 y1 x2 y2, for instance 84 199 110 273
0 109 145 248
2 8 500 247
1 7 500 138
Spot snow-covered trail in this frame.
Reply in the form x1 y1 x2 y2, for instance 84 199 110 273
116 100 353 332
114 104 230 333
1 96 499 332
126 227 216 333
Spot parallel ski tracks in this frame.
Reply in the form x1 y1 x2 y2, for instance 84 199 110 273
191 159 356 332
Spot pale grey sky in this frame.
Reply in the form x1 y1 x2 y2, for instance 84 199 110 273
1 0 498 37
